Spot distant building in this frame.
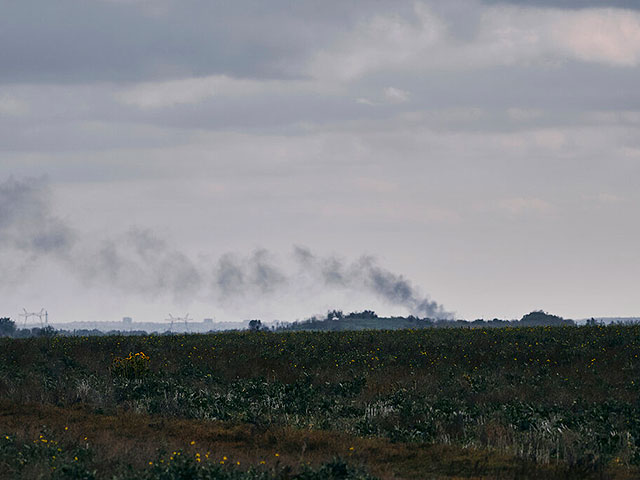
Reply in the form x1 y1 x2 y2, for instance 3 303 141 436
203 318 213 324
122 317 133 324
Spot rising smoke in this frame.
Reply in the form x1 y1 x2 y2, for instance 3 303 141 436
293 246 450 318
78 228 204 300
0 176 74 255
214 250 287 298
0 177 452 318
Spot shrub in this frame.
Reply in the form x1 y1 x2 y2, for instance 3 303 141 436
0 317 16 337
111 352 151 379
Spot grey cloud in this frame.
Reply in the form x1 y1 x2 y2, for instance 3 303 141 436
3 1 639 321
2 65 639 157
0 0 395 84
2 0 640 157
482 0 640 9
3 0 639 91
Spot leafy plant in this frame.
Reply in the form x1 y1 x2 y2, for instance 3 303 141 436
111 352 151 379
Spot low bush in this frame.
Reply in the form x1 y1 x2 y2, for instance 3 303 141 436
111 352 151 379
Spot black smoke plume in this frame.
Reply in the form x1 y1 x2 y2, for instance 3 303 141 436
0 177 452 318
293 246 450 318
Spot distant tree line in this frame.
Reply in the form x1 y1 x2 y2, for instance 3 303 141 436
0 317 57 338
0 310 579 338
276 309 576 332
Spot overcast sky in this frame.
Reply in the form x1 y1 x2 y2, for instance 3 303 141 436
2 0 640 324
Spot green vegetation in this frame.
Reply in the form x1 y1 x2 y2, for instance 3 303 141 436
1 325 640 478
1 429 374 480
279 310 575 331
0 317 16 337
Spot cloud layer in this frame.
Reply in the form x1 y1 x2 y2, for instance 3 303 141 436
1 1 639 321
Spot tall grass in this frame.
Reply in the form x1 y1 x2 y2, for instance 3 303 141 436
1 325 640 477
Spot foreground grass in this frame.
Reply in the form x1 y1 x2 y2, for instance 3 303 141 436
1 401 621 480
2 325 640 478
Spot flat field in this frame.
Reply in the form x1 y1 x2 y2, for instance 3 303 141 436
1 325 640 479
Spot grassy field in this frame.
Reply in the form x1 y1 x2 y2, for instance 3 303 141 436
1 325 640 479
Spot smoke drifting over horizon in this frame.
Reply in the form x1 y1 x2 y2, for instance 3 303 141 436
293 246 449 318
0 177 74 256
0 177 451 319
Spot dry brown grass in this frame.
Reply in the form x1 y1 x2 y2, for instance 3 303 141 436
2 400 635 480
